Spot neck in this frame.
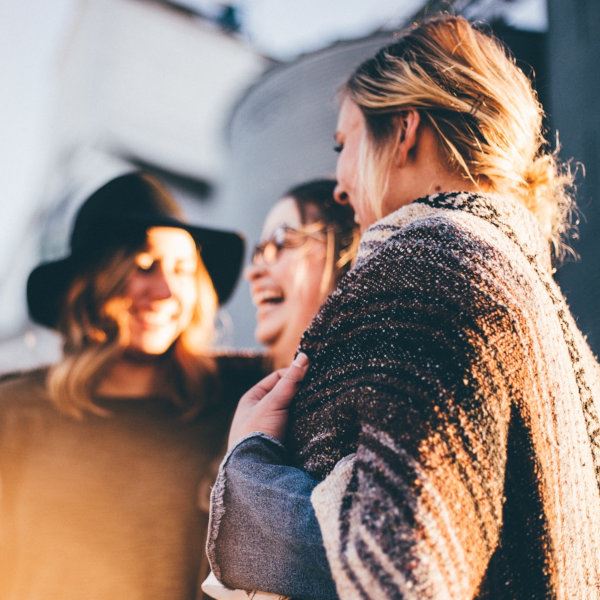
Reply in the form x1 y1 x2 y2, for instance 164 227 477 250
268 312 322 369
382 124 483 217
383 173 481 218
96 354 166 398
270 345 294 370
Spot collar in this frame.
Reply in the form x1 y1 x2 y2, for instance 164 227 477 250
356 191 552 271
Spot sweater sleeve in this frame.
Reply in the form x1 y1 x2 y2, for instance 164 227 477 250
304 227 519 599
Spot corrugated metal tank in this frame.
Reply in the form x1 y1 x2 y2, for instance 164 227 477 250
220 31 395 347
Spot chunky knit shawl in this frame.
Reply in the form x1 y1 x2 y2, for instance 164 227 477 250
289 191 600 599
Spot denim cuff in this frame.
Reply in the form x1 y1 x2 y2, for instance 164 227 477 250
225 431 287 463
207 432 287 581
206 433 338 599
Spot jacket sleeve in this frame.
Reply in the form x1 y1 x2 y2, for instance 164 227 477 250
207 433 338 600
306 229 518 599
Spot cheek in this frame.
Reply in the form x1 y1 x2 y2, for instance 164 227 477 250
179 283 198 316
336 153 350 186
123 274 143 303
271 249 328 310
269 254 300 290
103 296 130 328
338 145 358 185
293 252 328 306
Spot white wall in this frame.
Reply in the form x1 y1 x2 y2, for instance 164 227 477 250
0 0 266 373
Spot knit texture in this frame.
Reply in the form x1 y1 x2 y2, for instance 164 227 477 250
289 191 600 599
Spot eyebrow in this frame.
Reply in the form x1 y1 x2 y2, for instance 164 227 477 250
138 252 197 265
174 254 199 266
175 256 196 263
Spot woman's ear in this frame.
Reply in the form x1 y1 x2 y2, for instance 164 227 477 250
394 109 420 167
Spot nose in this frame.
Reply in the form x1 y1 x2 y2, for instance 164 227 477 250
245 260 267 283
148 267 173 301
333 184 349 206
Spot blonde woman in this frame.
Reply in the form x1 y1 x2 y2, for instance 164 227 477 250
207 15 600 600
0 173 263 600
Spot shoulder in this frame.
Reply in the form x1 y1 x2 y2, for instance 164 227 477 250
0 367 49 403
306 214 523 359
368 214 501 275
333 216 504 310
0 368 55 441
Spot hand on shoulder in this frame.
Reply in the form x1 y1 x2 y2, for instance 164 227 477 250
227 353 309 451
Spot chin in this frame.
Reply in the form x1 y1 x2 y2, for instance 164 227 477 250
255 311 286 343
255 326 278 348
125 345 170 358
128 333 179 357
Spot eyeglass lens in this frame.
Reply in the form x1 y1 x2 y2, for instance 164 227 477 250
252 225 324 265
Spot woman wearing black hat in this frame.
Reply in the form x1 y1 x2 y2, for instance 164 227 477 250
0 172 264 600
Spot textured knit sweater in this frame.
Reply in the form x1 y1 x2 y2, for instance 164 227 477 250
288 191 600 599
0 355 265 600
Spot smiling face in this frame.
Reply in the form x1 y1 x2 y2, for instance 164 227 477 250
118 226 199 356
246 198 329 368
334 97 378 231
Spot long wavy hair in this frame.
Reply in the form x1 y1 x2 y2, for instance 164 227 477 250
47 242 219 420
343 15 577 261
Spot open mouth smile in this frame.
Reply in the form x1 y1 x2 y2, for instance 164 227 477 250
253 289 285 306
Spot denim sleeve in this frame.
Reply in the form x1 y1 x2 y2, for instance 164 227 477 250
206 433 338 600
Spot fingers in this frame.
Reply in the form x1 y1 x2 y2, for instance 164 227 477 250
241 370 283 404
239 354 309 409
257 369 285 390
228 354 310 448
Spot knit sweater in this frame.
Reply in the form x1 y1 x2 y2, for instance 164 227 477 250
0 354 265 600
288 191 600 599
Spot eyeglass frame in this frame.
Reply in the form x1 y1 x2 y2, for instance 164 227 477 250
251 223 330 266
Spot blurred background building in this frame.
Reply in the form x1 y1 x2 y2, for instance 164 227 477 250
547 0 600 356
1 0 598 372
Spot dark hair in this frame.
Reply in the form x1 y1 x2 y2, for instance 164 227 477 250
284 178 359 287
286 179 348 226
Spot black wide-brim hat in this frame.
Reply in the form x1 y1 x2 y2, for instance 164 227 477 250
27 172 245 329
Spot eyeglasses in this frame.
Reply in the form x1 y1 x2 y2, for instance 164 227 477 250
251 224 328 265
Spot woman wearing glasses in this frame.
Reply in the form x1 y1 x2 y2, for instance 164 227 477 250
202 180 357 600
247 179 358 369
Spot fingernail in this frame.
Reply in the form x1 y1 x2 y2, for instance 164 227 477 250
292 352 309 368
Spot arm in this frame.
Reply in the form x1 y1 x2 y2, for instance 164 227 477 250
207 433 338 600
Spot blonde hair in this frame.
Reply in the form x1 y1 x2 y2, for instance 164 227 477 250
344 15 577 261
48 243 219 420
320 225 360 295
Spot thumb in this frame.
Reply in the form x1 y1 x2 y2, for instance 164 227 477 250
282 352 309 384
263 352 309 410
